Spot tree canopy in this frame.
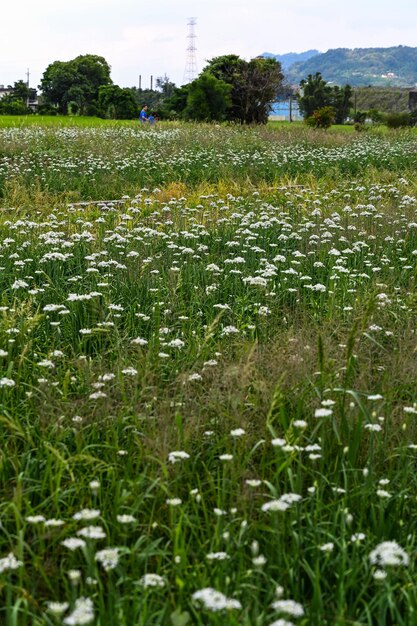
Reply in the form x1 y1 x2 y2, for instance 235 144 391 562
164 54 283 124
203 54 284 124
298 73 352 124
39 55 112 115
98 85 138 119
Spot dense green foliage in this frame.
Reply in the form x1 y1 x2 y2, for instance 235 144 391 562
39 55 112 115
203 55 284 124
287 45 417 86
183 74 232 121
0 81 32 115
298 73 352 123
1 120 417 625
305 105 335 129
165 55 283 124
97 85 138 119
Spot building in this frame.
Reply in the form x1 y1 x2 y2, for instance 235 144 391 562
0 85 14 99
0 84 38 111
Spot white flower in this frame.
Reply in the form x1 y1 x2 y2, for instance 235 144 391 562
364 423 382 432
95 548 119 571
117 514 136 524
245 479 262 487
131 337 148 346
46 601 69 615
230 428 245 437
26 515 45 524
206 551 229 561
73 509 100 521
61 538 86 551
219 454 233 461
12 279 29 289
167 338 185 349
138 573 165 588
76 526 106 540
0 377 16 387
293 420 307 428
192 588 242 612
89 391 107 400
0 553 23 574
314 408 333 418
319 542 334 553
271 599 305 617
221 325 239 337
369 541 409 568
63 597 94 625
122 367 138 376
38 359 55 368
168 450 190 464
261 500 290 512
188 373 202 381
166 498 182 506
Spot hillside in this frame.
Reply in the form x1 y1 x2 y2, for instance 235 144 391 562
353 87 410 113
261 50 319 72
270 46 417 87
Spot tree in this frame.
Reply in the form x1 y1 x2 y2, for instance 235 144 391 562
12 80 30 104
98 85 138 119
298 73 352 124
330 84 353 124
183 74 231 121
40 55 112 115
162 84 190 119
203 55 284 124
298 73 332 118
155 75 176 99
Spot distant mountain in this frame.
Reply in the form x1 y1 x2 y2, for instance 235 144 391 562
261 50 320 72
283 46 417 87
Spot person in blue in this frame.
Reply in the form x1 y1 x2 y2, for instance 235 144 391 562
139 105 149 124
148 112 156 125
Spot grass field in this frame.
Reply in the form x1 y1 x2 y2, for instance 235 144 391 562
1 117 417 625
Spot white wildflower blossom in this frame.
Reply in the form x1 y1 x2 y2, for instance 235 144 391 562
369 541 409 568
168 450 190 464
95 548 119 571
192 587 242 612
271 599 305 617
0 553 23 574
138 573 165 588
63 597 94 625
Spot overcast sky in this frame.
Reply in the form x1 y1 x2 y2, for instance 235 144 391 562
2 0 417 90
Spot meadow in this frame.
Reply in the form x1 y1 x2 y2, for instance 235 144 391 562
1 118 417 625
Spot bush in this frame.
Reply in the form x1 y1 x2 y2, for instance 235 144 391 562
385 112 412 128
353 111 367 124
305 106 335 129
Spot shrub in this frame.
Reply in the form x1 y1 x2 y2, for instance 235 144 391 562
305 106 335 129
385 112 412 128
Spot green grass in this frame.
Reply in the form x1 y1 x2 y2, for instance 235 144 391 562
1 120 417 624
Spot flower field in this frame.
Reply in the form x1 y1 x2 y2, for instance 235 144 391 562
1 120 417 625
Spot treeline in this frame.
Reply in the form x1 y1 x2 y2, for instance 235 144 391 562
34 53 284 124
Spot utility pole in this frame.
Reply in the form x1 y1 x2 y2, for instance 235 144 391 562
183 18 198 84
139 75 142 90
26 68 30 108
